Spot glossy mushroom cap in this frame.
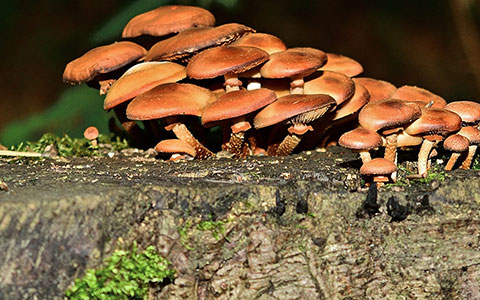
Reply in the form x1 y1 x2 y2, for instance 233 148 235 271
126 83 213 120
304 71 356 105
83 126 99 140
319 53 363 77
391 85 447 108
339 127 383 150
186 46 269 80
458 126 480 144
352 77 396 102
260 48 327 79
63 41 147 84
231 33 287 54
202 88 276 128
145 23 255 62
443 134 470 152
155 139 197 158
358 99 422 133
122 5 215 38
331 82 370 121
404 108 462 140
445 101 480 124
360 158 397 178
253 94 336 129
104 62 186 110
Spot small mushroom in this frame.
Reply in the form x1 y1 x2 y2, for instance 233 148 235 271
304 71 356 105
231 32 287 54
319 53 363 77
352 77 396 102
84 126 99 147
338 127 383 164
360 158 397 185
155 139 196 161
443 134 469 171
457 126 480 169
391 85 447 108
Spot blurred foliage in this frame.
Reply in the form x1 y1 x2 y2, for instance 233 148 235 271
13 132 129 157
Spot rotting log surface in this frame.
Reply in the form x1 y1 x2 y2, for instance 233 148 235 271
0 147 480 299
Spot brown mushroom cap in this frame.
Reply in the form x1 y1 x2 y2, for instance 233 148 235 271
260 48 327 79
352 77 396 102
253 94 336 129
126 83 213 120
122 5 215 38
331 82 370 121
155 139 197 157
63 41 147 84
404 108 462 139
360 158 397 176
231 33 287 54
104 61 186 110
458 126 480 144
304 71 356 105
83 126 99 140
445 100 480 124
358 99 422 133
443 134 470 152
391 85 447 108
339 127 383 150
145 23 255 62
319 53 363 77
186 46 269 80
202 88 276 126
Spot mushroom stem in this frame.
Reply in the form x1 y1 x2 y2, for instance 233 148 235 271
224 74 242 92
168 123 214 159
417 139 436 176
290 75 305 94
358 151 372 164
460 145 478 169
384 133 398 162
276 134 302 156
445 152 462 171
222 131 245 157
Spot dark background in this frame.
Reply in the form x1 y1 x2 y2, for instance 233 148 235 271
1 0 480 145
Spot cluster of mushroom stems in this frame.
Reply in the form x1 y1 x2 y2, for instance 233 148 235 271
63 5 480 183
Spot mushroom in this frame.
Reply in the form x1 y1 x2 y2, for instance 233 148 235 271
391 85 447 108
186 46 269 92
457 126 480 169
145 23 255 63
358 99 422 163
260 48 327 94
338 127 383 164
201 88 277 157
84 126 99 147
303 71 356 105
253 94 336 156
231 32 287 54
155 139 197 161
445 100 480 169
122 5 215 39
443 134 470 171
63 41 147 95
404 107 462 176
319 53 363 77
352 77 396 102
126 83 216 159
360 158 397 185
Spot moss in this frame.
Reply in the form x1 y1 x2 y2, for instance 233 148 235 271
65 242 175 300
12 132 129 157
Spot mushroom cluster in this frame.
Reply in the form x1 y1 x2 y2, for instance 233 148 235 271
63 5 480 181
